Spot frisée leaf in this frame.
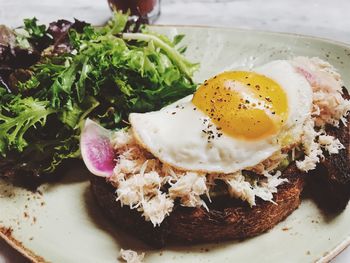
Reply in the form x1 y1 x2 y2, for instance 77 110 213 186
0 12 199 179
0 96 56 156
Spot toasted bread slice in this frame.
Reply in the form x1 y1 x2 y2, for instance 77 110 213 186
90 88 349 247
90 164 304 248
307 87 350 212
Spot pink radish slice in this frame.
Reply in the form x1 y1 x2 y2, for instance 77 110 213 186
80 119 115 177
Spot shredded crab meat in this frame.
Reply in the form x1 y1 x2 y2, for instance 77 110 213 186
141 192 174 226
220 172 256 205
109 129 290 224
248 150 287 174
217 171 288 206
293 56 350 127
169 172 209 209
111 129 135 148
296 118 324 171
296 118 345 172
291 57 349 171
119 249 145 263
259 171 289 202
115 171 162 208
318 134 345 154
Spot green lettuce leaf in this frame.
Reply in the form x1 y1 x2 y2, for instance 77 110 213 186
2 12 199 177
0 97 56 155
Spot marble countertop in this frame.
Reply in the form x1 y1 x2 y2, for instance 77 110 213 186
0 0 349 262
1 0 350 44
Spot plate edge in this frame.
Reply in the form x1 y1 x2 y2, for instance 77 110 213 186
0 226 48 263
1 224 349 262
150 24 350 49
317 235 350 263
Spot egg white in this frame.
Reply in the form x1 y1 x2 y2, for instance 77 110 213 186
129 60 313 174
255 60 313 146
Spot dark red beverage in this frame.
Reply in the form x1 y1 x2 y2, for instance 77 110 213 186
108 0 160 22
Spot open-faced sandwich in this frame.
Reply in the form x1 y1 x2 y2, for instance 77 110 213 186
81 56 350 248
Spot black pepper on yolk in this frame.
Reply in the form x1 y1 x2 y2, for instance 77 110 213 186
192 71 289 140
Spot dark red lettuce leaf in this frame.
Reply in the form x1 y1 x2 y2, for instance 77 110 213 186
48 19 90 54
0 25 40 93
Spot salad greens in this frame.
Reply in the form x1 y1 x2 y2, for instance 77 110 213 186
0 12 199 179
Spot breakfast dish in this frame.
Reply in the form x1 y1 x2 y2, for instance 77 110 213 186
0 20 349 263
82 57 350 248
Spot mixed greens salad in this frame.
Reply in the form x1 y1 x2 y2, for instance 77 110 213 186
0 13 198 180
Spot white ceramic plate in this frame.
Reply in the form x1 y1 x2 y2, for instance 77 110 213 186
0 25 350 263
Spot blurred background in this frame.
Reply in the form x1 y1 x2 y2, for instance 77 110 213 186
0 0 349 43
0 0 349 262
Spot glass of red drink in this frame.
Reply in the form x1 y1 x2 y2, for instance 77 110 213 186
108 0 161 23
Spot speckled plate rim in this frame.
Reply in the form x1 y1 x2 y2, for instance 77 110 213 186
318 235 350 263
0 228 46 263
1 218 350 263
151 24 350 49
0 24 349 263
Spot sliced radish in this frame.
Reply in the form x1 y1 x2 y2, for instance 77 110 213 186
80 119 115 177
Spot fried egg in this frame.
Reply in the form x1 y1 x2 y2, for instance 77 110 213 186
129 60 313 174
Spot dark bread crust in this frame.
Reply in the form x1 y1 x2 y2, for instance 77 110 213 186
90 164 304 248
307 87 350 212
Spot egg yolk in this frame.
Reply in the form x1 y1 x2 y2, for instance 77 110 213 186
192 71 288 140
